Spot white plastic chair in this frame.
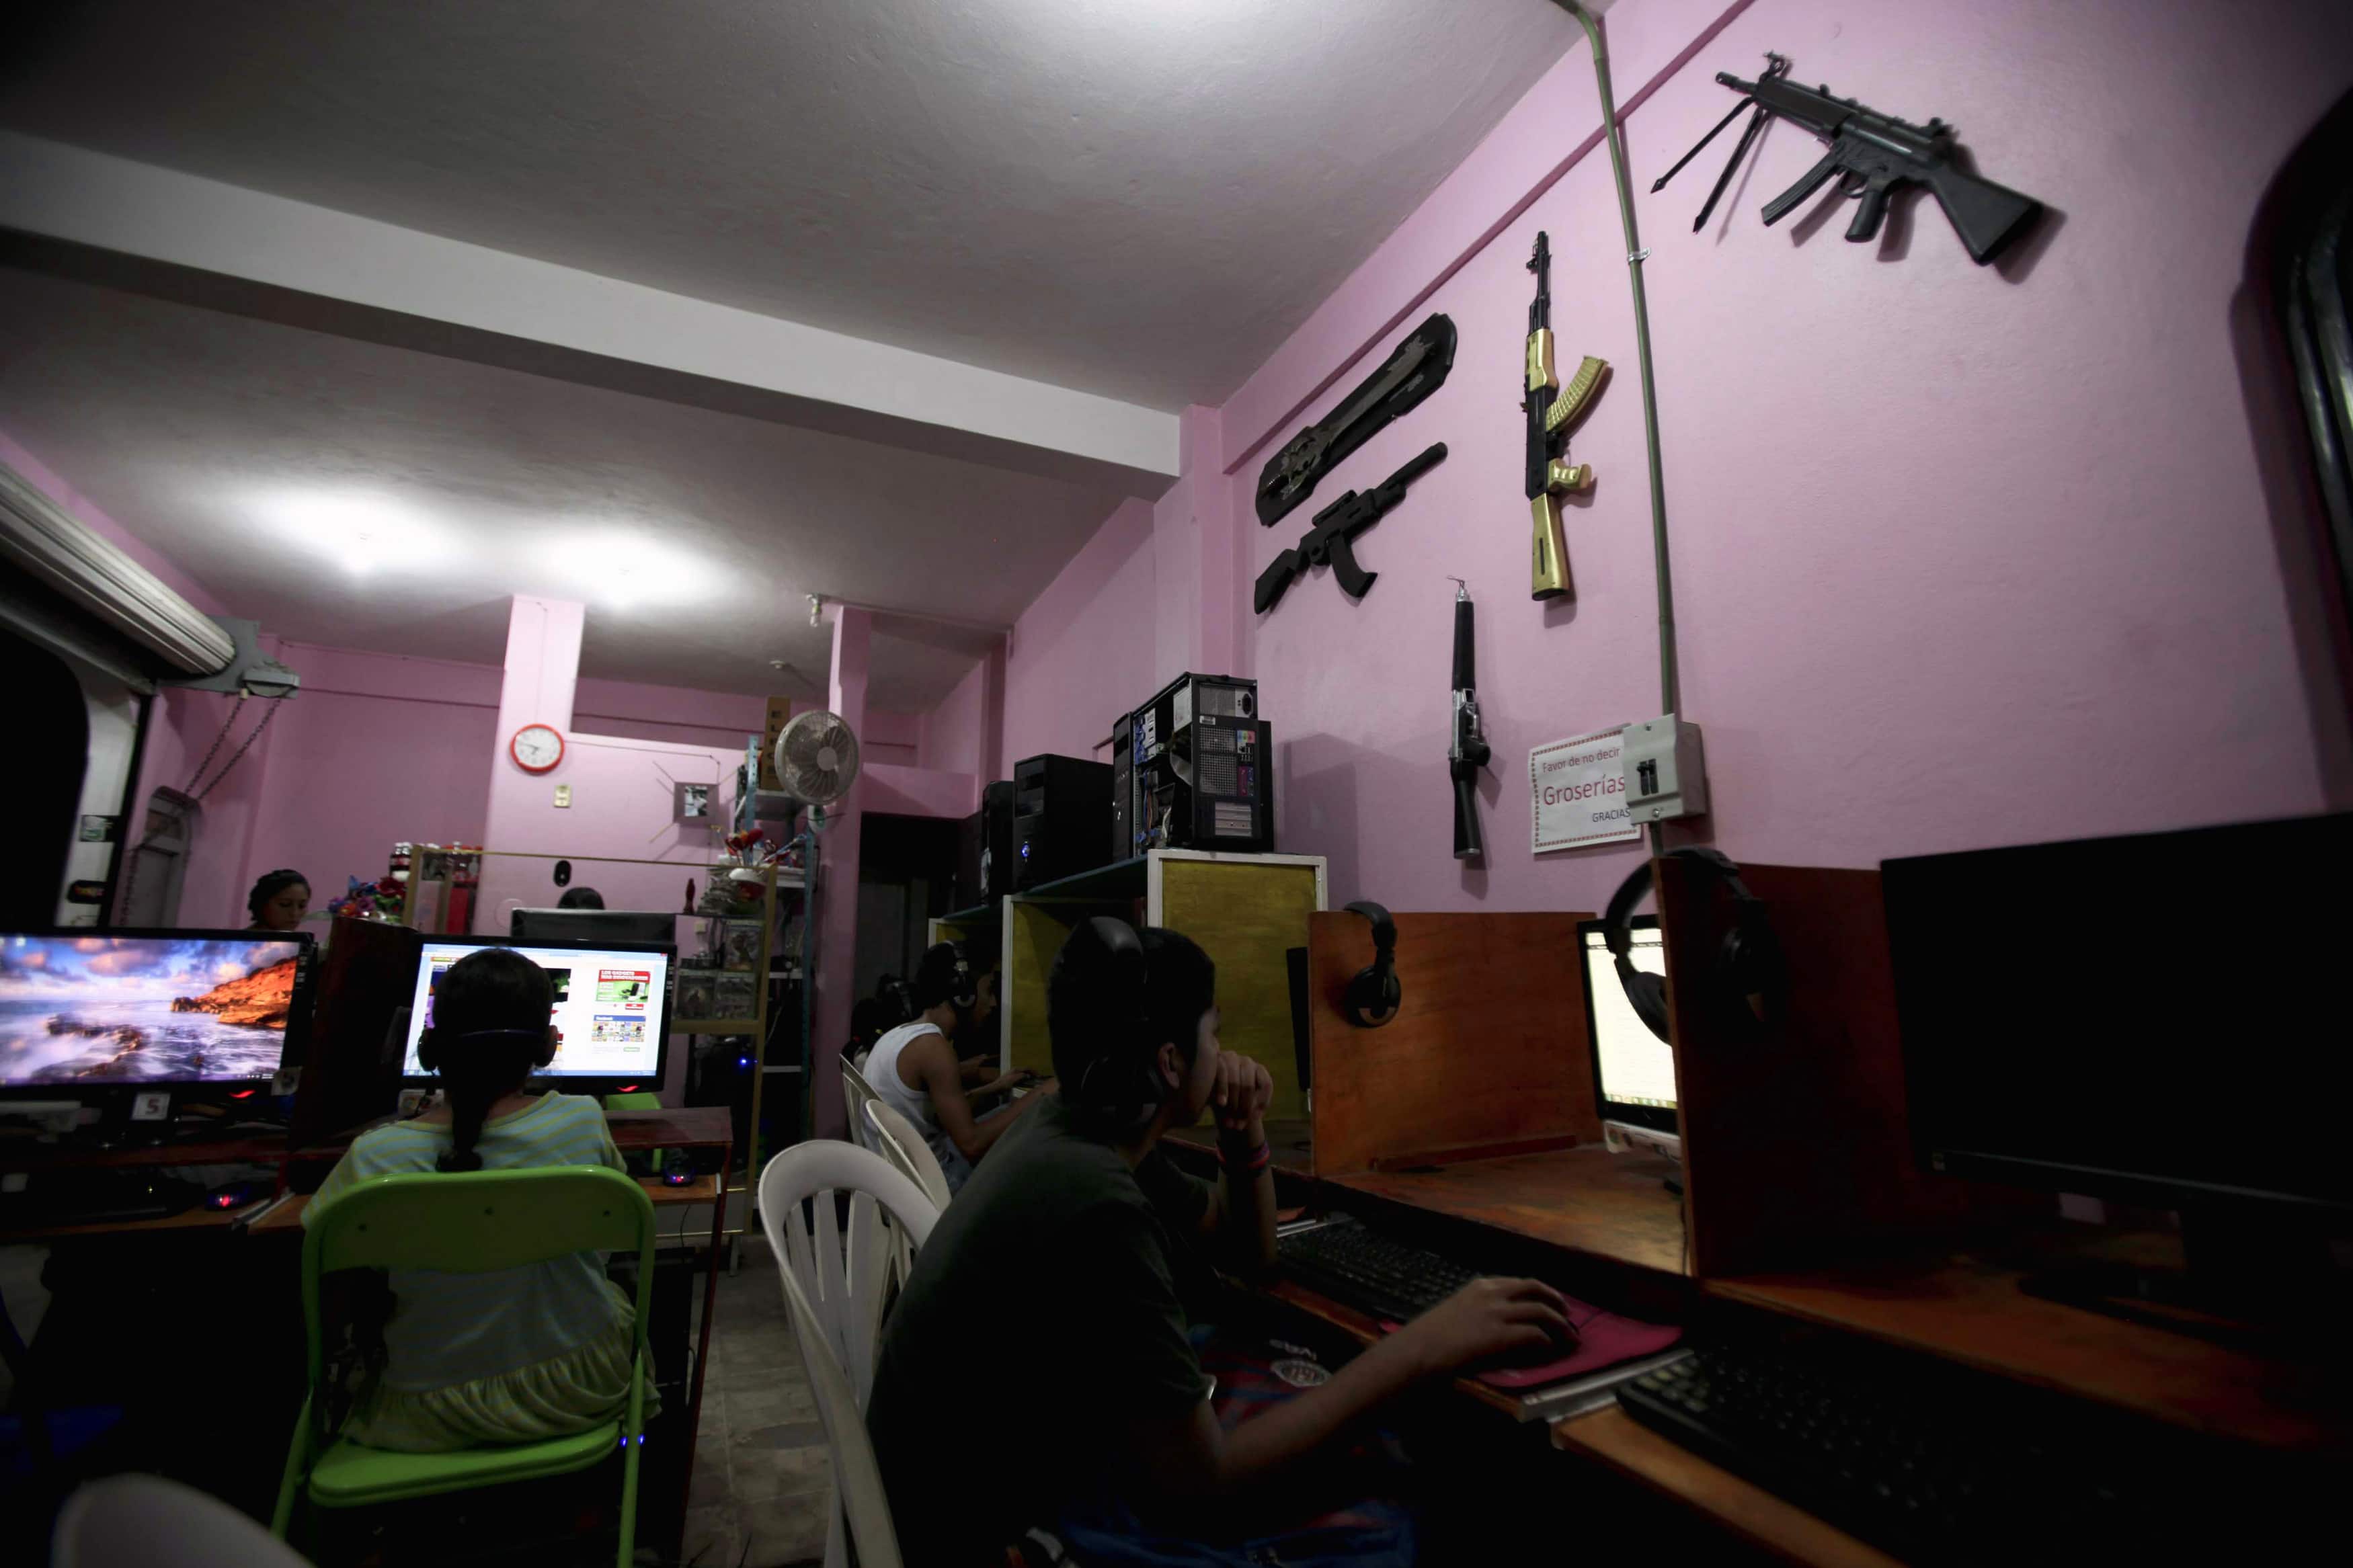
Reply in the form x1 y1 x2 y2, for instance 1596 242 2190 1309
841 1055 882 1153
56 1474 315 1568
865 1098 953 1212
758 1140 939 1568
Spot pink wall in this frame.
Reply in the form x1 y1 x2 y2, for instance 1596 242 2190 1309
1002 497 1159 764
997 0 2353 924
574 677 766 753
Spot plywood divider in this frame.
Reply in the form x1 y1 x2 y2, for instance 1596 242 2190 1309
1308 910 1599 1177
1658 859 2011 1279
1157 856 1321 1124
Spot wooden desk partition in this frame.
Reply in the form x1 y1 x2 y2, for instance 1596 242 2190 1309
1307 910 1599 1176
1657 859 2000 1279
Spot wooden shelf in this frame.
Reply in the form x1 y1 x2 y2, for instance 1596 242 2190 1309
1328 1145 1687 1277
1009 855 1148 903
1554 1406 1901 1568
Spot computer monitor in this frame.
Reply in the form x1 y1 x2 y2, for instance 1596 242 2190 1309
1883 814 2353 1217
508 907 679 946
1576 916 1677 1134
0 928 315 1089
398 936 673 1091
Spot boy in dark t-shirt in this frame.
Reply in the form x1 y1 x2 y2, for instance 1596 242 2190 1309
866 920 1573 1565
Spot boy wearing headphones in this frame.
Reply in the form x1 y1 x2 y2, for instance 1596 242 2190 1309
863 940 1037 1190
867 920 1574 1564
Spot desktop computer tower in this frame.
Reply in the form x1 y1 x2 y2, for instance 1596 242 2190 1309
955 807 985 909
977 780 1016 902
1121 673 1273 856
1011 753 1114 891
1111 709 1136 864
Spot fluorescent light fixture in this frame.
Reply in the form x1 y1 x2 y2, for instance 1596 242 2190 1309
553 530 725 610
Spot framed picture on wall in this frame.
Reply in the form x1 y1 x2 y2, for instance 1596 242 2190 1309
674 780 713 824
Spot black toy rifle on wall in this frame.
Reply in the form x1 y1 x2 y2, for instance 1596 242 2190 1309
1257 315 1457 528
1525 232 1609 601
1254 443 1447 614
1656 52 2044 265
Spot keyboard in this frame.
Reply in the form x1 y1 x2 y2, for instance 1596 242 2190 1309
1616 1342 2225 1565
1277 1214 1478 1322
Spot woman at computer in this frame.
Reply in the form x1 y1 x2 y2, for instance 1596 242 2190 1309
245 868 310 933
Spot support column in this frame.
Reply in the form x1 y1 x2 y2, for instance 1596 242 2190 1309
811 606 871 1139
1187 405 1242 679
476 595 584 933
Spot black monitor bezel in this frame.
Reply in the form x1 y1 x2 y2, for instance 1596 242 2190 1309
1883 816 2353 1217
399 933 677 1094
0 925 317 1094
1574 915 1678 1135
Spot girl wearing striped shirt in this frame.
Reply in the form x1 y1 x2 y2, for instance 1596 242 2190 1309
305 946 655 1451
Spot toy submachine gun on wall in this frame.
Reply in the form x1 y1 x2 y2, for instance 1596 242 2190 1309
1254 442 1447 614
1655 53 2044 265
1523 232 1609 601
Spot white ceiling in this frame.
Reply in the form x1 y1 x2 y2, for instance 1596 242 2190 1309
0 268 1125 706
0 0 1581 411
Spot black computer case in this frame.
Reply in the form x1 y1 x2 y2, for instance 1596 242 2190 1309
1121 673 1273 855
977 780 1016 901
1011 753 1113 891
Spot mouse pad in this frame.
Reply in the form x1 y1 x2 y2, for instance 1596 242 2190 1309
1382 1295 1682 1389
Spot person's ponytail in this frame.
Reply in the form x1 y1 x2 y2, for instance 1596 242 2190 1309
435 1045 527 1172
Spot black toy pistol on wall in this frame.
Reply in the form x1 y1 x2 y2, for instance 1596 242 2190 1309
1524 232 1609 601
1448 578 1490 860
1656 53 2044 265
1257 314 1456 528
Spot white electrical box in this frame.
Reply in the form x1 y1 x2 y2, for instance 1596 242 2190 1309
1620 714 1708 823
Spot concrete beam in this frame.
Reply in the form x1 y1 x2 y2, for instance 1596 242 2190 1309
0 132 1181 494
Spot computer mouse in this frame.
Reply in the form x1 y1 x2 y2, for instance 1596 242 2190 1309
1494 1319 1581 1369
204 1178 274 1212
661 1152 696 1187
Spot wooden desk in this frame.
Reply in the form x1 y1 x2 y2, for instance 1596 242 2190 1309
1328 1145 1686 1276
1554 1406 1900 1568
1708 1253 2349 1451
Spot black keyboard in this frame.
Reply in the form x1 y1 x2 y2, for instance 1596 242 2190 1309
1277 1214 1478 1322
1616 1342 2234 1565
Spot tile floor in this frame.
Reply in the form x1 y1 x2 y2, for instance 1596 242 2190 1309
679 1235 835 1568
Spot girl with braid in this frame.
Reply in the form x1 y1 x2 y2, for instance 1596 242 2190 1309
303 947 655 1450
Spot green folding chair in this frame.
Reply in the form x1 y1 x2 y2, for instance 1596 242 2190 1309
271 1166 657 1567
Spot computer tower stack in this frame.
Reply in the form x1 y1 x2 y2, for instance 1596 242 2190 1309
1012 753 1114 891
955 808 985 909
1111 709 1136 864
976 779 1016 901
1120 673 1274 856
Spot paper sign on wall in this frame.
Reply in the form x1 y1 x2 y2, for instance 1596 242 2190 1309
1530 727 1640 854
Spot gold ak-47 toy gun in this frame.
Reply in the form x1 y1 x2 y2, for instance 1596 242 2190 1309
1523 231 1609 601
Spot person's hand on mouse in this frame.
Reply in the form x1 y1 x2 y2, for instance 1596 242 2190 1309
1211 1053 1274 1137
1393 1277 1575 1376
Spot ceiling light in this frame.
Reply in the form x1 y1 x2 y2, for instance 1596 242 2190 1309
249 489 454 577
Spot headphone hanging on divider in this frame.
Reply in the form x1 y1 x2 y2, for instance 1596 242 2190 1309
947 942 978 1009
1341 901 1401 1028
1070 916 1162 1122
1602 848 1785 1043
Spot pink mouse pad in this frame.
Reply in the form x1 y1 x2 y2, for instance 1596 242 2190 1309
1381 1296 1683 1390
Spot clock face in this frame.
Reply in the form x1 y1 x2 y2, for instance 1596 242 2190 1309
510 723 565 773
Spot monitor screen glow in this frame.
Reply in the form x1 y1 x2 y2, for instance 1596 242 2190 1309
1581 923 1677 1114
0 932 309 1086
400 941 671 1080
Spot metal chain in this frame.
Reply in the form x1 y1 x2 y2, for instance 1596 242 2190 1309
188 696 284 805
181 691 248 795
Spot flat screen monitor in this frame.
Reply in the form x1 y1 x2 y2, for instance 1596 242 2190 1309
509 908 678 946
1576 916 1677 1133
398 936 672 1089
1883 813 2353 1214
0 929 315 1087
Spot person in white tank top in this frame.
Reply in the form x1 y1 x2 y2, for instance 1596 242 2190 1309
865 942 1047 1190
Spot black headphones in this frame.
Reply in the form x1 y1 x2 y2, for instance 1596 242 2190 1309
1067 916 1162 1122
947 942 978 1010
416 1027 553 1075
1341 901 1401 1028
1602 848 1784 1043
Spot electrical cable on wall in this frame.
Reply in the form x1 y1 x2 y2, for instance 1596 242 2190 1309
184 691 287 805
1553 1 1681 853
